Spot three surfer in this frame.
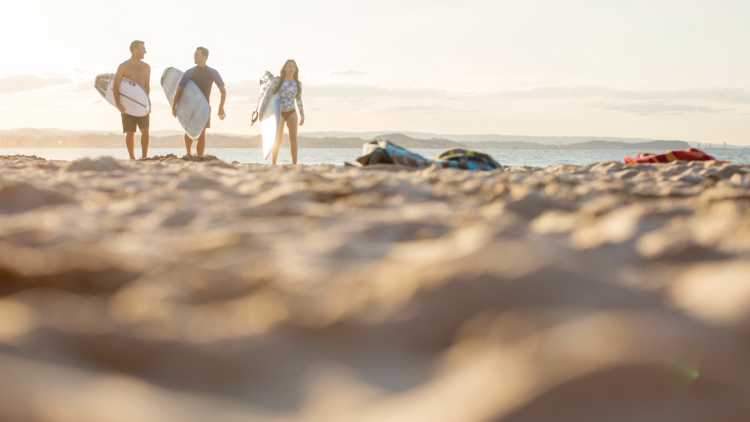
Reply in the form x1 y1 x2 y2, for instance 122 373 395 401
107 46 306 163
171 47 227 157
114 40 151 160
259 60 305 165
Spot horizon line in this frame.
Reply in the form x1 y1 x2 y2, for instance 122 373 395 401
0 127 685 139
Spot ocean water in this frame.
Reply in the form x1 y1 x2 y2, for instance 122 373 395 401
2 148 749 167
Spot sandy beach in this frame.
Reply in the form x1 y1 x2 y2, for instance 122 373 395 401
1 153 750 421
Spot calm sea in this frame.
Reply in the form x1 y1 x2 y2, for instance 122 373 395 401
2 148 749 167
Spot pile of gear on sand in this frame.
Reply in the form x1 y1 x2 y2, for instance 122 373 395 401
353 140 729 171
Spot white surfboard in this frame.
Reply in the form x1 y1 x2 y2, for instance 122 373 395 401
95 73 150 117
161 67 210 140
258 74 281 160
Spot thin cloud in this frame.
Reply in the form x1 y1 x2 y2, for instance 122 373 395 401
595 102 726 115
52 99 105 112
142 77 750 122
224 80 444 98
64 78 97 93
225 80 750 104
330 69 368 77
376 104 452 114
375 104 478 114
0 74 72 94
618 88 750 102
487 86 616 99
303 83 444 99
223 79 266 97
487 86 750 102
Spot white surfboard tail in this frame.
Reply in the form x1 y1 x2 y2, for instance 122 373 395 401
95 73 150 117
258 73 281 160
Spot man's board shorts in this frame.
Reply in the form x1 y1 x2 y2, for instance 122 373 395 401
122 113 149 133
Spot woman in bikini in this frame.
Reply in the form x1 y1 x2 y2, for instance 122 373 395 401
261 60 305 164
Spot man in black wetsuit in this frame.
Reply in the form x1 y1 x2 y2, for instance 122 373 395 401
171 47 227 157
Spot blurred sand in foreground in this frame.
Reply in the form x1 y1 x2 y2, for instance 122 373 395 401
0 154 749 422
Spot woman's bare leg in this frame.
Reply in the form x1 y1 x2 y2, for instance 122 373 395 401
287 112 298 164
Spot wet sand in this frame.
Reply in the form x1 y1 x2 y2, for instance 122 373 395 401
1 154 750 421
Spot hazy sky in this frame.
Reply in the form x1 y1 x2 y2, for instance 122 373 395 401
2 0 750 144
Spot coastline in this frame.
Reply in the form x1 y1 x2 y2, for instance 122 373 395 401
2 148 749 168
1 154 749 420
2 131 748 150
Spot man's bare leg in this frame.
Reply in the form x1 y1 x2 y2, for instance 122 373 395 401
140 127 150 159
197 129 206 156
184 133 193 155
125 132 136 160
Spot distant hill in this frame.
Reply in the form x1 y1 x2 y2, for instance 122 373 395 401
298 137 364 148
370 133 465 149
0 128 116 138
1 129 745 150
302 131 676 146
564 140 691 150
467 141 547 149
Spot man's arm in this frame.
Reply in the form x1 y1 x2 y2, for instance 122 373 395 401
173 70 194 117
113 64 126 114
209 69 227 121
144 65 151 96
218 86 227 120
172 86 184 117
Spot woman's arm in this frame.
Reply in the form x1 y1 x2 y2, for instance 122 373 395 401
296 89 305 122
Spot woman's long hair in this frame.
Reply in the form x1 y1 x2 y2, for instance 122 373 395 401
273 59 301 96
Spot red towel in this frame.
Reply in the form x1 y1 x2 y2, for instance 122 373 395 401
625 148 721 165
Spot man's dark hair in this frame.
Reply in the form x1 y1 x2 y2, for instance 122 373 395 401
196 47 209 59
130 40 144 53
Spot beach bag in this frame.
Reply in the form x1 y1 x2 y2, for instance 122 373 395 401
625 148 720 164
356 140 502 171
356 140 434 168
433 148 502 170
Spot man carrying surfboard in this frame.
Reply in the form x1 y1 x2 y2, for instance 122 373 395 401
171 47 227 157
114 40 151 160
